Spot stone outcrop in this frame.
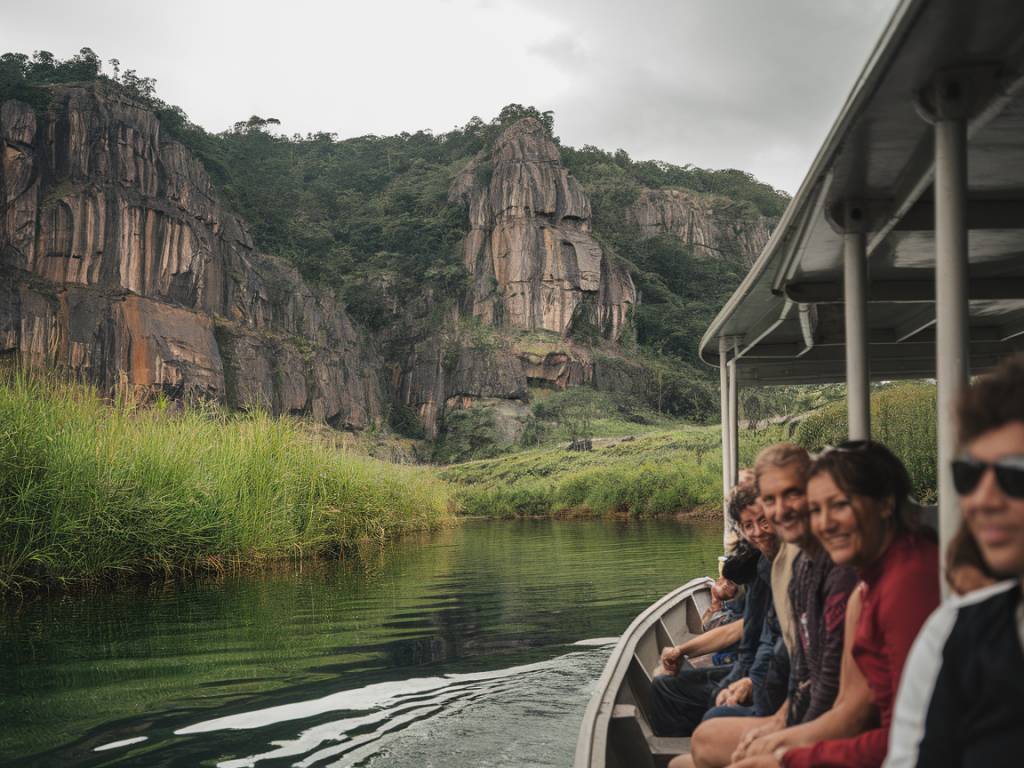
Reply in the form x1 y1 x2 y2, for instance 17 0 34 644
393 335 529 440
0 85 381 428
451 118 637 340
627 187 773 264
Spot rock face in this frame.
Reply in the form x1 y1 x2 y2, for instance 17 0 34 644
393 334 529 441
1 89 769 441
0 85 381 428
451 118 637 340
627 187 773 264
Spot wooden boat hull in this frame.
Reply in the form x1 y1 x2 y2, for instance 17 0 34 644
574 577 714 768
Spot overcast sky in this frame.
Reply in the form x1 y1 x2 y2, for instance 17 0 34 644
3 0 901 195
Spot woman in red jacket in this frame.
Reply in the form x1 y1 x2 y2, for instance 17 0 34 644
728 441 939 768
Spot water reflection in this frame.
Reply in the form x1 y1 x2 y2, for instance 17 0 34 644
1 518 721 767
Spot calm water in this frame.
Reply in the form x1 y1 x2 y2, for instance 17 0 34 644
1 519 722 767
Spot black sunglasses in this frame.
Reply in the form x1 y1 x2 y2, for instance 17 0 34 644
951 454 1024 499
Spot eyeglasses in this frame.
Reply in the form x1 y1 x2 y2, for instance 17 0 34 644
951 454 1024 499
740 515 772 534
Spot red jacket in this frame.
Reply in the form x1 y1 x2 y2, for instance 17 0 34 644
782 533 939 768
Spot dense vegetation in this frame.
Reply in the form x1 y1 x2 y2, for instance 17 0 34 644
444 382 940 517
0 374 454 594
794 382 938 503
443 424 783 519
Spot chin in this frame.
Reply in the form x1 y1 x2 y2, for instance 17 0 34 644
979 547 1024 577
826 546 855 566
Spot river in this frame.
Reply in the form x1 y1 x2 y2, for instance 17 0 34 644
0 518 722 767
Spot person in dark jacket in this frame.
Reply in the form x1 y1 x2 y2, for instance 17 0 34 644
886 354 1024 768
679 445 858 768
649 487 779 737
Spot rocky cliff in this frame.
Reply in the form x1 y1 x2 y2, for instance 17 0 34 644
627 187 772 264
1 85 774 442
451 118 637 340
0 85 381 428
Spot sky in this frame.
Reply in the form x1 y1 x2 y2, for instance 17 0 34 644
2 0 901 195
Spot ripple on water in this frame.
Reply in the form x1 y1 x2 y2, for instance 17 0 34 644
1 518 722 766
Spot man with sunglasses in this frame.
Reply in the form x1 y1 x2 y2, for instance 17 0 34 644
886 354 1024 768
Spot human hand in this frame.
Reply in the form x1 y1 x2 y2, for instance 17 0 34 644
660 646 682 674
725 677 753 705
726 753 782 768
731 716 784 761
715 686 731 706
743 730 793 758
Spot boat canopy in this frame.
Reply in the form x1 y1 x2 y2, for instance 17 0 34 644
701 0 1024 570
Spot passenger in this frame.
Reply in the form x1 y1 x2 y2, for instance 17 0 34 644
679 445 858 768
725 441 940 767
885 354 1024 768
651 488 778 737
702 576 742 631
944 522 996 595
653 548 759 677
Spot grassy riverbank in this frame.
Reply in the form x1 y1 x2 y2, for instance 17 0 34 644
442 425 787 518
0 375 455 594
444 381 940 517
0 374 938 593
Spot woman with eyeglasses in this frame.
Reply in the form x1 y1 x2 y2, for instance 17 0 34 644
885 355 1024 768
726 441 940 768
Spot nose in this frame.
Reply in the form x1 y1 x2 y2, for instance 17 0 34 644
965 464 1006 513
818 504 838 532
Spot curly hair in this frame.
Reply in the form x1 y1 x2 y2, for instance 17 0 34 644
728 486 760 525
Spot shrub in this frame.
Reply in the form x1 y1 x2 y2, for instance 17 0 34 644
794 382 937 502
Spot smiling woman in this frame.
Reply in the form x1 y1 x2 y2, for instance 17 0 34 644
771 443 940 768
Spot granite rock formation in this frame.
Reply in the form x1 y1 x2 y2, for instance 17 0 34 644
627 187 772 264
451 118 637 340
0 85 381 428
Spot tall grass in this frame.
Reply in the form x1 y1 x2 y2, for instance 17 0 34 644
0 373 455 594
795 382 938 502
446 426 788 518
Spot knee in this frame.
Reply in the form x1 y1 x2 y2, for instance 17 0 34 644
690 720 719 768
650 673 671 698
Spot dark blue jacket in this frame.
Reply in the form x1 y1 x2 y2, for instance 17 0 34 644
713 552 773 697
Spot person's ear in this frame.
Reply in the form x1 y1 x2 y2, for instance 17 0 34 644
880 497 895 520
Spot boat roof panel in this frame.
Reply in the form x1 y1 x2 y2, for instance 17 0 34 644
700 0 1024 385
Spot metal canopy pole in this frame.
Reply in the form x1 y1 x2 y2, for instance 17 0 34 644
932 73 971 586
728 342 739 486
719 337 732 548
843 210 871 440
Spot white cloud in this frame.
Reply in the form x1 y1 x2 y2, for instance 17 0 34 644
1 0 900 193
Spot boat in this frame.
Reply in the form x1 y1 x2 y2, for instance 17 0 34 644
578 0 1024 764
574 577 714 768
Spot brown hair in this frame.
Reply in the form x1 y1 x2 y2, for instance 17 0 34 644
808 441 924 565
728 486 760 526
945 522 995 585
754 443 812 488
958 353 1024 446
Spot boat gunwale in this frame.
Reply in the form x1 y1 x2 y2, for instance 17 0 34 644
573 576 714 767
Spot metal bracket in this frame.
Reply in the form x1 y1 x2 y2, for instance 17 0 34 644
914 64 1003 123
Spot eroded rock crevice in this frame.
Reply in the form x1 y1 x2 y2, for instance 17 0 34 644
1 85 381 429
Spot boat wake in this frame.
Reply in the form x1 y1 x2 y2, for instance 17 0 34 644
158 639 617 768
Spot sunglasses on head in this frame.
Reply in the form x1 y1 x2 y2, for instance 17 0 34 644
951 454 1024 499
